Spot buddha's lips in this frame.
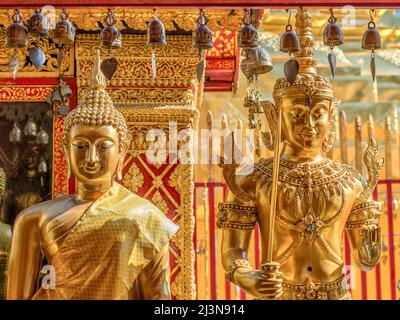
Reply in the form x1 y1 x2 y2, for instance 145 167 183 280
83 164 100 174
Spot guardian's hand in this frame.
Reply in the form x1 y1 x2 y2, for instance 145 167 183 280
234 262 283 300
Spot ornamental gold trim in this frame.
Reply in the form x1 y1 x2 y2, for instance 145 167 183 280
75 34 198 90
0 9 244 33
0 86 53 101
79 88 194 107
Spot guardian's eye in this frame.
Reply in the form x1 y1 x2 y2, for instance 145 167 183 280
290 110 306 119
312 108 327 118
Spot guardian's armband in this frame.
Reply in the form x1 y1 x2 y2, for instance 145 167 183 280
217 202 258 230
346 201 380 229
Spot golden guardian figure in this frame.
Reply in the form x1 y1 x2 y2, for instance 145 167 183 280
218 9 383 300
7 50 178 300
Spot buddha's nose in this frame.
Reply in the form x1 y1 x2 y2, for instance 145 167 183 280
304 113 315 128
86 145 99 163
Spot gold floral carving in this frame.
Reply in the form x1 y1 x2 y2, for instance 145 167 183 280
79 88 193 107
151 190 169 215
120 105 197 124
123 160 144 193
0 86 53 102
75 34 199 90
169 165 187 196
0 28 74 78
167 163 195 298
0 9 244 32
52 116 69 196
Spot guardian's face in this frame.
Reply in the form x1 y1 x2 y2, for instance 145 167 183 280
66 124 122 185
280 95 332 152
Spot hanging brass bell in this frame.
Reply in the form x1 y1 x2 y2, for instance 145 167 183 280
37 127 49 145
238 10 258 49
24 116 38 137
38 160 48 174
280 24 299 53
362 21 381 50
6 9 28 48
46 88 63 108
100 10 122 50
147 15 166 47
323 15 343 47
9 123 22 143
52 9 75 46
27 9 49 38
241 46 273 79
192 10 213 50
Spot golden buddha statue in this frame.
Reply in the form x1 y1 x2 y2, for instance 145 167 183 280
7 49 178 300
218 9 382 300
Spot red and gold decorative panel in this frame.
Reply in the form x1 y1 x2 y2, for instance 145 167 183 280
205 30 239 92
117 107 197 300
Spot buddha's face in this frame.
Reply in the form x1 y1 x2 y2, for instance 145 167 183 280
280 95 332 153
66 124 123 185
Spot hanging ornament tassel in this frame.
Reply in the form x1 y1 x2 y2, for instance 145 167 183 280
151 47 157 81
57 47 63 70
284 55 299 84
362 10 381 83
29 47 46 70
323 9 343 79
9 49 20 80
192 9 213 82
196 50 206 82
328 49 337 78
370 51 376 82
101 50 118 81
147 10 166 82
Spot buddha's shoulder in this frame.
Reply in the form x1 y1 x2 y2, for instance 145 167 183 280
115 184 178 231
14 195 75 227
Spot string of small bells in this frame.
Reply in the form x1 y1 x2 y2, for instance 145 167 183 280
9 114 50 180
99 9 121 80
238 9 273 156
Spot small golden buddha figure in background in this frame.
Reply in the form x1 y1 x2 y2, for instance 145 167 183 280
218 9 382 300
0 167 12 300
7 50 178 300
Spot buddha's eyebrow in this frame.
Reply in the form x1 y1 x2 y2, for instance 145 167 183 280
71 136 90 142
95 137 115 143
311 102 329 111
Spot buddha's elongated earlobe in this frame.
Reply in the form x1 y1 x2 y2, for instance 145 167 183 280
62 143 72 180
116 156 124 181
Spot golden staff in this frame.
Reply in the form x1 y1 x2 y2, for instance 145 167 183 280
259 102 282 300
267 107 281 263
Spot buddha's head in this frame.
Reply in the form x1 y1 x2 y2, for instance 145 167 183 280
269 9 337 156
62 50 130 186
